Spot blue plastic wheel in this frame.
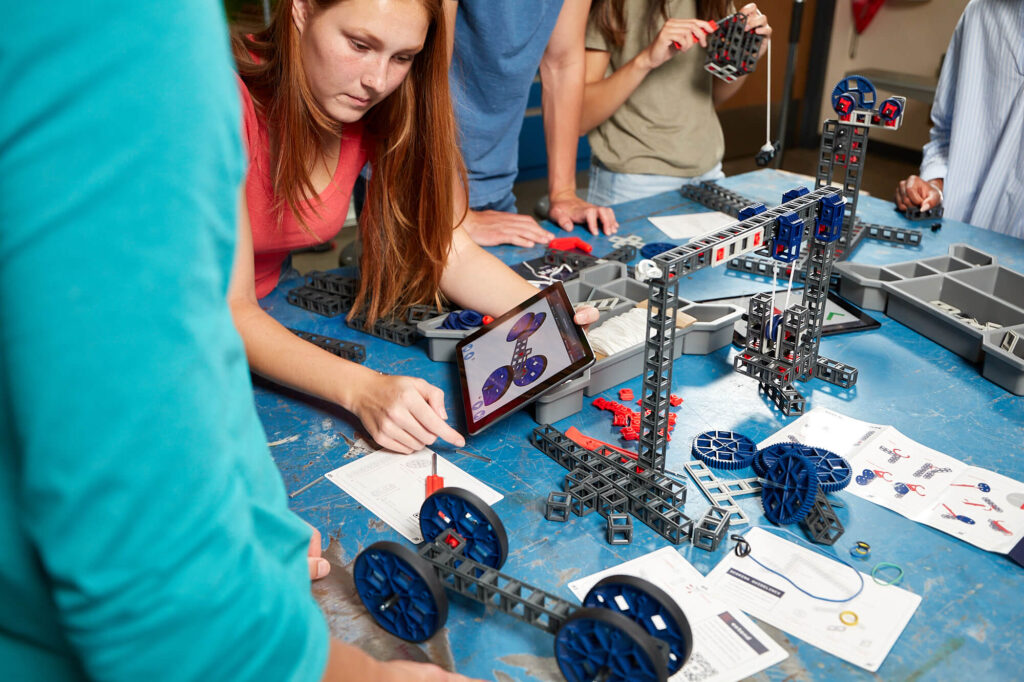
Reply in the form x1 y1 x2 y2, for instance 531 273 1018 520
761 451 820 524
353 541 449 643
692 430 757 470
803 446 852 493
555 607 669 682
583 575 692 674
482 365 512 406
419 487 508 569
831 75 876 113
754 442 804 477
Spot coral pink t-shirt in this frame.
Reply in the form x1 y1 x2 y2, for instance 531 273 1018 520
236 76 370 298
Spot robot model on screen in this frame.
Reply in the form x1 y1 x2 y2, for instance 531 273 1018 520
481 312 548 405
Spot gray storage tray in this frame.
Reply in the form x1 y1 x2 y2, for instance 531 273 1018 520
532 369 591 424
883 275 1024 363
981 326 1024 395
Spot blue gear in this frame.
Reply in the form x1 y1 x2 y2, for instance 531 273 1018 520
640 242 676 260
803 446 852 493
692 430 757 470
753 442 805 477
761 451 819 524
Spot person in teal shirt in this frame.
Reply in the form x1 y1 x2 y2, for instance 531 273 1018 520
0 2 472 680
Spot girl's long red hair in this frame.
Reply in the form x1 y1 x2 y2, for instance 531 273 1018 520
232 0 465 325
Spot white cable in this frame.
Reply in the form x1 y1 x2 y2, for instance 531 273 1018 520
776 261 797 361
765 38 771 147
586 307 651 356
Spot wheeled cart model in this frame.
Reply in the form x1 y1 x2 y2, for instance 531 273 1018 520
353 487 694 682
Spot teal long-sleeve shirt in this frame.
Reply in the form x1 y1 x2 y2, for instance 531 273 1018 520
0 2 328 679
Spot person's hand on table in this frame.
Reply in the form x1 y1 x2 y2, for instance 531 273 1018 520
307 523 330 581
349 372 465 454
896 175 944 212
548 192 618 236
463 208 555 248
737 3 773 58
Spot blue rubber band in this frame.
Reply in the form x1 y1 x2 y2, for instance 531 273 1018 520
739 527 865 603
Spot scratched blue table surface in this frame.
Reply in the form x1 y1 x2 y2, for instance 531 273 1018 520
256 169 1023 681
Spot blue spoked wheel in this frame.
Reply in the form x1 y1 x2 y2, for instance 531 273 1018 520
831 75 876 112
555 608 669 682
419 487 508 569
761 452 820 524
692 430 757 470
583 575 692 675
803 446 852 493
353 541 448 642
755 443 851 493
482 365 512 406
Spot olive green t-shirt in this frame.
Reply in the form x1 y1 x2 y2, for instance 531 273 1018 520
586 0 726 177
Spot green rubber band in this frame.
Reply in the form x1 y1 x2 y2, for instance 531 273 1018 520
871 562 904 586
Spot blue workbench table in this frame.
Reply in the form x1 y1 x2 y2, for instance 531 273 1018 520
256 169 1023 681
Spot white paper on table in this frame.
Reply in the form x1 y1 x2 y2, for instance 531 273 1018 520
325 448 502 543
568 547 787 682
760 408 1024 554
704 528 921 672
648 211 735 241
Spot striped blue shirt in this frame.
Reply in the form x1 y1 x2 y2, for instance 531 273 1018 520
920 0 1024 238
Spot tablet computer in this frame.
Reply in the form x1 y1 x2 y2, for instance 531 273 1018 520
456 282 595 435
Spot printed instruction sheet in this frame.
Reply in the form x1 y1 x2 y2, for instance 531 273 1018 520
759 408 1024 554
648 210 735 242
704 528 921 672
568 547 787 682
325 448 502 543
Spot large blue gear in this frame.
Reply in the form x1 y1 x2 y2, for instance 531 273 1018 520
691 430 757 470
803 446 852 492
761 451 820 524
753 442 805 477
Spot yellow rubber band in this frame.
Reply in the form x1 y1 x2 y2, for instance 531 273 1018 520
839 610 859 626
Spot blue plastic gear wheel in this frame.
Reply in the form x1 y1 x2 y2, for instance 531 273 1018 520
761 451 820 524
802 446 852 493
555 607 669 682
583 575 693 675
691 430 757 470
753 442 804 477
419 487 508 569
353 541 449 642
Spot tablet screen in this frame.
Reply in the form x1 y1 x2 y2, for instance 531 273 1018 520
456 282 595 435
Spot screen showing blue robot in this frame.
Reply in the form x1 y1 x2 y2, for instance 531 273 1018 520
457 283 593 435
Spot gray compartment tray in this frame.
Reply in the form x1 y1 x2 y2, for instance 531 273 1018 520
840 244 1024 394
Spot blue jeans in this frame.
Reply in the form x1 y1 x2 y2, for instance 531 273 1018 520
586 161 726 206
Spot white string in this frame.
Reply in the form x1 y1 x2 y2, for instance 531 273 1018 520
776 261 797 360
764 38 771 146
586 307 651 356
769 261 778 353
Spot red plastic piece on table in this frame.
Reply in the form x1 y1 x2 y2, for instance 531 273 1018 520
620 429 639 441
619 388 634 401
482 315 494 325
669 394 683 406
548 236 593 254
612 413 628 427
592 398 608 409
565 427 639 460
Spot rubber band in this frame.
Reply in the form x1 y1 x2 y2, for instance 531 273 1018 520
871 562 904 586
849 541 871 560
839 610 859 626
737 527 865 603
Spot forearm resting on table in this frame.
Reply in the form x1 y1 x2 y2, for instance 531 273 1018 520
229 297 376 410
440 228 538 315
